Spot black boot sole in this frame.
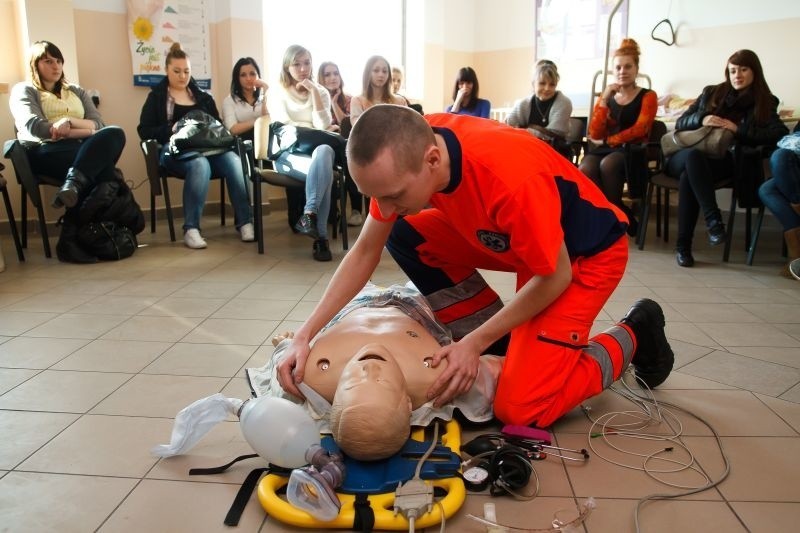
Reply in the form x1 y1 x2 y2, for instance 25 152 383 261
625 299 675 389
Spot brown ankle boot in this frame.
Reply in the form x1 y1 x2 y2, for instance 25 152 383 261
781 228 800 278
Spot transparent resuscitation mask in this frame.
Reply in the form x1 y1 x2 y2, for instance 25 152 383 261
286 444 346 521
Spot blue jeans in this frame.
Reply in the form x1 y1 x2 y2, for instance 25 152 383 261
274 145 334 239
30 126 126 185
161 148 252 231
760 148 800 231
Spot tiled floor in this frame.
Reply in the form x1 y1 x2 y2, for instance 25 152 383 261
0 209 798 533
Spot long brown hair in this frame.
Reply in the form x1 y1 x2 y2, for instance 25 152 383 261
361 56 393 103
709 49 774 124
28 41 67 94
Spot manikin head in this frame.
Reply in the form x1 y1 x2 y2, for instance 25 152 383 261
329 344 412 460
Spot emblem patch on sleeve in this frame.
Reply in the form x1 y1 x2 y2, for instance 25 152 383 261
476 230 510 252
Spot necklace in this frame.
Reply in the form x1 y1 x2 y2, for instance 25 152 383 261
533 96 553 126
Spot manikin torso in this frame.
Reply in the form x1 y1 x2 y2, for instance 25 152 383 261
302 306 447 409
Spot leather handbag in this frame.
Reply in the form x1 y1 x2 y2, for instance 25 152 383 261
267 121 346 161
169 110 235 159
660 126 735 159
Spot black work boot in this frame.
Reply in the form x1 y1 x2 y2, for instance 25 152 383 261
53 167 92 209
621 299 674 389
55 215 97 264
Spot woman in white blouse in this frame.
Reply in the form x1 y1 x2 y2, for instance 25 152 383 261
221 57 269 143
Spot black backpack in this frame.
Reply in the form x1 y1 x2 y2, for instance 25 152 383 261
77 221 138 261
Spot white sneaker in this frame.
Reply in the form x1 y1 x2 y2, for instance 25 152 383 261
184 228 207 249
240 223 255 242
347 210 363 226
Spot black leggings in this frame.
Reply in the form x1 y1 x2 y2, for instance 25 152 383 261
580 151 627 207
666 147 733 249
29 126 126 185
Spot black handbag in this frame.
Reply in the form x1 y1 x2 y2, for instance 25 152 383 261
77 221 138 261
267 121 346 161
169 110 235 159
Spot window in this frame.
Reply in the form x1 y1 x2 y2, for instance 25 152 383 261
264 0 404 95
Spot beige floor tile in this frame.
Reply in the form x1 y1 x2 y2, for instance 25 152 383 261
71 294 160 315
180 318 278 345
780 382 800 403
0 277 62 294
665 322 722 349
440 495 582 533
0 370 131 413
142 343 257 377
196 267 265 284
108 279 188 297
655 371 737 390
237 282 313 300
719 287 800 304
668 339 716 369
709 436 800 502
100 315 204 342
586 498 748 533
0 411 79 469
137 266 209 281
740 302 800 323
755 394 800 433
651 286 733 304
697 322 800 348
0 336 89 368
211 298 297 320
220 375 253 398
655 389 797 437
97 479 265 533
679 351 800 396
0 472 137 533
558 433 724 501
91 374 229 417
670 302 764 323
171 280 250 299
0 291 32 308
138 296 227 317
41 278 128 296
775 322 800 342
730 502 800 533
726 345 800 369
0 368 39 394
6 292 96 313
24 313 129 339
254 268 326 285
147 421 263 483
0 311 58 336
284 300 316 322
19 414 173 478
52 339 172 373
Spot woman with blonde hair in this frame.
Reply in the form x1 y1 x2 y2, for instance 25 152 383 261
580 38 657 237
267 44 336 261
349 55 407 124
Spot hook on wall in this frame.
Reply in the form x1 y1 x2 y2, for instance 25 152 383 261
651 18 676 46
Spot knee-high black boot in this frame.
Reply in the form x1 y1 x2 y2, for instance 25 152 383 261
56 211 97 263
53 167 92 209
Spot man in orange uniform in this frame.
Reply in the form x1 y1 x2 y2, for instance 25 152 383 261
277 105 673 428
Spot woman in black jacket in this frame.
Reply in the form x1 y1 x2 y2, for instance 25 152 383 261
668 49 788 267
138 43 253 249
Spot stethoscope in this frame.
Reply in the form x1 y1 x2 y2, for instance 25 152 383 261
462 433 590 462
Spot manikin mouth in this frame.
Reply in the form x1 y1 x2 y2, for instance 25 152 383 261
358 353 386 362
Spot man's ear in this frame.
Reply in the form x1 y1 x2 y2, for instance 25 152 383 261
423 144 441 170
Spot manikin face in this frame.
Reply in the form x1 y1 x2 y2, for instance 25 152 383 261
535 76 557 101
37 53 63 88
391 69 403 93
370 61 390 89
167 57 191 90
351 147 439 218
728 63 754 91
613 54 638 87
238 63 259 92
289 52 312 83
334 344 408 409
321 64 341 92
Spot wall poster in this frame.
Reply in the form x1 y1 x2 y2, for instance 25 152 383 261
127 0 212 89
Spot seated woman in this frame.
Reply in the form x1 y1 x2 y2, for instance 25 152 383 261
349 55 408 125
249 283 501 460
668 49 788 267
221 57 269 143
138 43 253 249
268 44 336 262
446 67 491 118
505 59 573 159
580 38 657 237
318 61 362 227
391 65 423 114
759 122 800 277
10 40 126 263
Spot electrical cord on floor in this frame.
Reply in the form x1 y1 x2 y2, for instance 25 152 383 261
582 370 731 533
394 422 444 533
